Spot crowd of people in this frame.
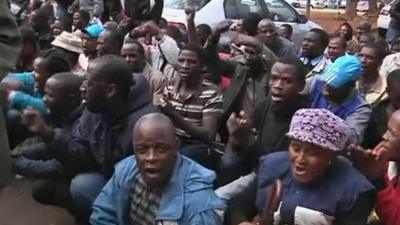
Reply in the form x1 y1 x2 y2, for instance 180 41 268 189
2 0 400 224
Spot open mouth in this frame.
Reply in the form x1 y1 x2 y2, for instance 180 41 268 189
271 93 283 102
293 165 307 176
144 168 161 176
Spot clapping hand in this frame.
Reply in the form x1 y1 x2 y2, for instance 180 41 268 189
227 111 254 138
21 107 51 138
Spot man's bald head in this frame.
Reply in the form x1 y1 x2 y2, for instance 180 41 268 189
133 113 179 187
258 19 276 30
133 113 177 143
257 19 278 46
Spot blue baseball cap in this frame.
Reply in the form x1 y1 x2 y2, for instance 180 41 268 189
320 55 363 88
82 24 105 39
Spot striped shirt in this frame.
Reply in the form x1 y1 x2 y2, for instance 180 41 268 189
163 78 223 139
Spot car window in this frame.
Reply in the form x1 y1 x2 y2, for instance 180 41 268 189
224 0 265 19
263 0 298 22
164 0 211 10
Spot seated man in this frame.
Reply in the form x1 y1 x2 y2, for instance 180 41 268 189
2 52 71 114
363 70 400 149
357 44 387 105
309 55 371 143
256 19 296 58
12 72 84 178
159 45 223 170
121 39 166 104
90 113 225 225
219 57 309 184
28 55 157 217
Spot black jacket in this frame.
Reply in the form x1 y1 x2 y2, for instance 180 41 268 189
50 74 158 177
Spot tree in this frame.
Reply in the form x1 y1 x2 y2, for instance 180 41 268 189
346 0 358 20
367 0 379 16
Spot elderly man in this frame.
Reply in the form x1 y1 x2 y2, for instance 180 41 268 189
91 113 226 225
256 19 296 58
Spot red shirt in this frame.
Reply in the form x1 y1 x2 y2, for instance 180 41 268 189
376 162 400 225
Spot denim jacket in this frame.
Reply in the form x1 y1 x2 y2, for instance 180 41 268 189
91 155 226 225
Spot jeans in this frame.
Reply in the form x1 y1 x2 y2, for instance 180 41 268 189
70 172 107 217
386 21 400 43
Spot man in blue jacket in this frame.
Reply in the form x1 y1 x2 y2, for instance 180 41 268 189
91 113 226 225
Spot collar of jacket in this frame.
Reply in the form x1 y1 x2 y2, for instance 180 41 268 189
306 56 331 78
125 154 185 220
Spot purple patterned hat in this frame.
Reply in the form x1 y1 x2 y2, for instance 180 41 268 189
287 108 349 152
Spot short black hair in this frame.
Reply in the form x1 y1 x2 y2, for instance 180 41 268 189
309 28 330 49
281 24 293 35
32 8 50 24
243 13 263 36
50 72 83 95
196 24 212 35
56 15 72 32
330 34 347 49
41 53 71 77
123 39 145 57
387 69 400 87
90 55 134 99
362 43 386 63
180 44 206 64
78 10 90 24
276 56 307 81
105 29 124 52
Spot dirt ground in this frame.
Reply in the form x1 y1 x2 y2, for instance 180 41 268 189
0 179 77 225
299 8 379 34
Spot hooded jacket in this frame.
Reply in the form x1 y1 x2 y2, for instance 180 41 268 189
90 154 226 225
49 74 158 177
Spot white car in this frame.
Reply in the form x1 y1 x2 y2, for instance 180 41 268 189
325 0 346 8
298 0 327 8
377 1 393 31
162 0 322 50
356 0 381 12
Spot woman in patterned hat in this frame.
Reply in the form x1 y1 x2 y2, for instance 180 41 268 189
238 108 375 225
